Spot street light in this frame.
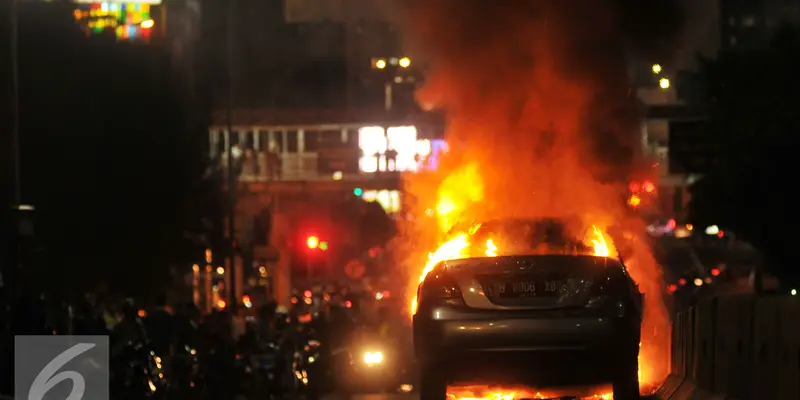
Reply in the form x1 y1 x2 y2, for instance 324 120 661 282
374 59 387 69
652 64 662 74
659 77 670 89
627 194 642 208
399 57 411 68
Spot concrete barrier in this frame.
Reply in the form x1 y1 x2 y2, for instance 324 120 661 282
776 298 800 400
711 295 754 398
751 297 781 399
656 294 798 400
654 374 685 399
691 297 716 390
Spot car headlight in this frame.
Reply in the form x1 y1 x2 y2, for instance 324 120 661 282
363 351 383 366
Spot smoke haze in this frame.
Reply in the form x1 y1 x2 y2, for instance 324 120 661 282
395 0 685 386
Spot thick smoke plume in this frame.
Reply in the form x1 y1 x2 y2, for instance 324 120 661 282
395 0 684 387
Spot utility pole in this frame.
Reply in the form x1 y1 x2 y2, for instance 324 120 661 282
225 0 237 307
4 0 22 300
384 82 393 111
344 0 352 113
9 0 20 208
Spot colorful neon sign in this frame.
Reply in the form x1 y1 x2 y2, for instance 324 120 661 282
73 2 156 40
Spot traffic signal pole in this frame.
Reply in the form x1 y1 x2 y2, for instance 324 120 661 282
305 236 318 282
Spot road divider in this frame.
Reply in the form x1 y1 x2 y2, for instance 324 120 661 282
655 294 800 400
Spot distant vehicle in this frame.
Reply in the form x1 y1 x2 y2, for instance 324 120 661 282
413 218 643 400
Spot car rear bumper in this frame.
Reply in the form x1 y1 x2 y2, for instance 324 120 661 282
415 305 638 351
413 305 639 384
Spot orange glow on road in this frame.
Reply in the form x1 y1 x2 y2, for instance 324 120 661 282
446 385 613 400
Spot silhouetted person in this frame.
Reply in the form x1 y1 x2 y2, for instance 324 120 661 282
143 293 174 358
386 148 398 171
173 302 200 350
111 301 147 354
73 296 108 335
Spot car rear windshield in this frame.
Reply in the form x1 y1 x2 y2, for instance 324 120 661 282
472 219 594 255
450 254 627 278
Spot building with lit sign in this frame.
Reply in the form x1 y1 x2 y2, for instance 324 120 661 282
72 1 162 41
208 119 445 213
208 111 444 296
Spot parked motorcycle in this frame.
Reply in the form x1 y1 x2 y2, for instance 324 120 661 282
251 338 287 399
291 322 325 400
110 341 168 399
168 344 200 398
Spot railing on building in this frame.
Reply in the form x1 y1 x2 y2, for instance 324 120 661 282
210 124 379 182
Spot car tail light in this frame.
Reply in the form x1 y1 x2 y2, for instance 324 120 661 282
417 270 464 308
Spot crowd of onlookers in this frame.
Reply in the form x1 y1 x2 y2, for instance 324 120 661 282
0 284 408 398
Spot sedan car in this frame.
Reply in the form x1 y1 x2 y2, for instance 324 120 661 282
413 219 643 400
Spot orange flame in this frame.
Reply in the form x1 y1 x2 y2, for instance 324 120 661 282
446 385 613 400
410 232 471 316
590 225 612 257
485 239 498 257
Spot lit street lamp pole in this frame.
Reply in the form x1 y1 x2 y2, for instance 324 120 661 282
384 82 393 111
371 57 411 112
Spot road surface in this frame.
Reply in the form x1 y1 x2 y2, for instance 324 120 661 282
324 393 658 400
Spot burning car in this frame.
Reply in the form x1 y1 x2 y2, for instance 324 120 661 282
412 219 643 400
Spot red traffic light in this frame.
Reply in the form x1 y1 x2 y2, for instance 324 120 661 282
307 236 319 249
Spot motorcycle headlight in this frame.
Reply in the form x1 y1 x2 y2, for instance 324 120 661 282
363 351 383 366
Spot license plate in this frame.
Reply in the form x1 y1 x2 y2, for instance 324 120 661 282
489 279 561 298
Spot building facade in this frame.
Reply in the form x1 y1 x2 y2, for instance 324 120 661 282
720 0 800 50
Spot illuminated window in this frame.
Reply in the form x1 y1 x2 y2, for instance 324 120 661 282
387 126 417 172
362 190 378 202
358 126 435 173
362 190 402 213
